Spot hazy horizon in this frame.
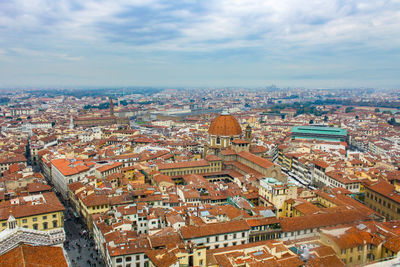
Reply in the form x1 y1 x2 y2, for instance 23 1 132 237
1 1 399 89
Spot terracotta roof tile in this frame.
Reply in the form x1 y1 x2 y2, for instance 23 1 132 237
180 220 250 239
0 244 68 267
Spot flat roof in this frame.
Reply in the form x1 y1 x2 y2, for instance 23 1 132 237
291 126 347 136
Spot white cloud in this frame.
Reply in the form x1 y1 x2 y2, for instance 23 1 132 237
1 0 399 52
0 0 399 87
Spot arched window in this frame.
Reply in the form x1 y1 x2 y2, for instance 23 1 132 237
43 222 48 230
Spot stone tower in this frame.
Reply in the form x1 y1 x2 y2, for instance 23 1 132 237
245 124 252 143
110 96 114 116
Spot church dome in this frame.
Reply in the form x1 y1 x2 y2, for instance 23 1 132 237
208 113 242 136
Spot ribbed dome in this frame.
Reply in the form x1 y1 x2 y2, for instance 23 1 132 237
208 114 242 136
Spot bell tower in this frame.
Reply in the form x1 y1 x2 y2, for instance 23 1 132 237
245 124 252 143
110 96 114 116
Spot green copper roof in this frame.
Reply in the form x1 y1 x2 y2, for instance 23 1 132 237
292 126 347 136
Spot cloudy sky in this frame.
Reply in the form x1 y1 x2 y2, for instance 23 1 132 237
0 0 399 88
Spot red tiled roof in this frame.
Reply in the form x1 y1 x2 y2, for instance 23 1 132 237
180 220 250 239
81 193 109 207
158 160 210 170
238 151 274 168
0 192 64 220
280 210 369 232
97 162 122 173
0 154 27 165
205 154 222 161
51 158 90 176
313 159 329 169
365 179 400 203
208 114 242 136
0 244 68 267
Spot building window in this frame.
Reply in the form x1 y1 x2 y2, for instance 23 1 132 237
22 219 27 223
136 255 140 261
341 249 346 254
43 222 48 229
116 258 122 263
42 216 47 220
33 224 38 230
53 221 57 228
33 217 37 222
126 256 131 262
53 214 57 218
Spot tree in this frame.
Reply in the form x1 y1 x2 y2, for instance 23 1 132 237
388 118 399 126
309 119 314 124
345 107 354 113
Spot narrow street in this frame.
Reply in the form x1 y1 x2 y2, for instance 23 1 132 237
63 208 105 267
45 177 105 267
61 197 106 267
